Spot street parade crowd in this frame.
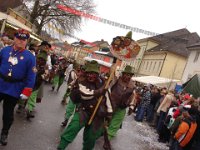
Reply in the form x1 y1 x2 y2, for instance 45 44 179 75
0 28 200 150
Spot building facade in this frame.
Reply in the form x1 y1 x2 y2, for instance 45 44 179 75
182 43 200 83
123 29 200 81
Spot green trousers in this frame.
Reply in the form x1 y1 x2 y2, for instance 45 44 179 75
27 90 39 112
58 112 103 150
37 83 44 99
107 108 126 140
62 87 70 101
57 76 65 91
52 75 65 90
65 98 76 120
52 75 59 87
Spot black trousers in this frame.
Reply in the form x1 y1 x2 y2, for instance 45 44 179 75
0 93 18 134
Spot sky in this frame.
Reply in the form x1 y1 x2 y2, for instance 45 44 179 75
65 0 200 44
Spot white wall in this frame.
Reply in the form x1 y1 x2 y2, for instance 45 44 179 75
182 50 200 83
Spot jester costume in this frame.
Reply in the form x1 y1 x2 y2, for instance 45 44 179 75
57 61 112 150
52 59 67 92
17 52 47 119
103 65 135 150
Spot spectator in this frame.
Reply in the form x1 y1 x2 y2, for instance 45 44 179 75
157 90 175 133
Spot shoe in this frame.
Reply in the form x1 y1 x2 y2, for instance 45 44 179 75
27 111 35 119
158 138 166 143
61 119 68 127
103 141 112 150
16 105 23 114
52 86 55 91
149 123 156 127
61 100 67 105
0 133 8 146
36 98 42 103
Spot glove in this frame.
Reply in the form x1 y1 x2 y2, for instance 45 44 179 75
21 88 32 100
127 108 134 116
94 87 107 97
20 94 28 100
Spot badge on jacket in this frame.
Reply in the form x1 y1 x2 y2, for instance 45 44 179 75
8 56 18 65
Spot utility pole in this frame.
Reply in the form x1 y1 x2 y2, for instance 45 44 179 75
0 19 6 35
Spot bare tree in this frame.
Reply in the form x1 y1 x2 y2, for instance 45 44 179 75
22 0 96 35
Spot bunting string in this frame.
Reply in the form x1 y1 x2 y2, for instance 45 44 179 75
57 4 159 36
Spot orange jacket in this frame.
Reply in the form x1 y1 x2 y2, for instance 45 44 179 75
175 120 197 147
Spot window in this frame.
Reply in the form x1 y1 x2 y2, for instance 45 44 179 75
193 51 200 62
146 62 149 70
157 61 162 73
142 61 145 70
153 62 157 72
149 62 152 72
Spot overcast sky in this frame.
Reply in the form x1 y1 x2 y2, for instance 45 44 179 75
66 0 200 44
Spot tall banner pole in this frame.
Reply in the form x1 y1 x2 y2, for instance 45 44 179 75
88 31 141 125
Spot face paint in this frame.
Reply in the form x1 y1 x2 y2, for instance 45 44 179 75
122 73 132 83
86 72 98 82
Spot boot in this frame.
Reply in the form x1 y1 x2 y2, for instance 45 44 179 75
27 111 35 120
36 98 42 103
0 132 8 146
103 140 112 150
61 119 68 127
61 99 67 105
52 86 55 91
16 105 23 114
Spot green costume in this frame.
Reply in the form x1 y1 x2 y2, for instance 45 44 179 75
65 98 76 120
52 66 66 92
27 90 39 112
58 60 109 150
52 75 59 88
58 112 104 150
103 65 135 149
107 108 126 140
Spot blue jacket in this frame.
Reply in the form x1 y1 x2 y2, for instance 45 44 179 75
0 46 36 98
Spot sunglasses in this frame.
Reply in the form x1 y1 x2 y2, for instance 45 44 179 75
15 34 29 41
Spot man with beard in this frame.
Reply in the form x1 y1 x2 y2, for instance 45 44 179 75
0 29 36 145
103 65 135 150
57 60 111 150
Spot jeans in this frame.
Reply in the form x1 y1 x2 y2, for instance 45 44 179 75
135 105 146 121
170 139 183 150
146 104 154 122
157 111 167 133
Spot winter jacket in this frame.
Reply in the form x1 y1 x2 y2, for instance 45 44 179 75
157 92 174 113
175 117 197 147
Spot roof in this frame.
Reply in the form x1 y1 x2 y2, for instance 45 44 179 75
0 0 22 12
84 57 112 67
187 42 200 50
146 29 200 57
92 40 109 47
94 51 114 57
132 75 180 88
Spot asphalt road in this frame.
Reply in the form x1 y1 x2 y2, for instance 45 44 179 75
0 83 168 150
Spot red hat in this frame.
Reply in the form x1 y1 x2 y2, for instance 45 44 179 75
184 94 190 100
15 28 30 40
